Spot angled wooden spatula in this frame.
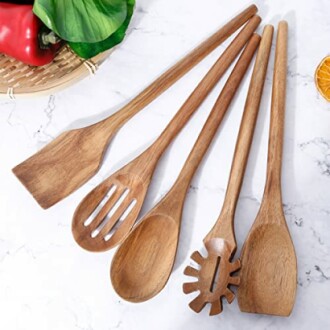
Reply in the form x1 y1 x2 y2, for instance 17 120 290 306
12 5 258 209
237 21 297 317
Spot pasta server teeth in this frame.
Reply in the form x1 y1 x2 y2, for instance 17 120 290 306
183 239 241 315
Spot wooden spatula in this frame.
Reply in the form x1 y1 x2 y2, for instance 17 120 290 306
12 5 258 209
182 25 274 316
110 34 261 303
237 21 297 317
71 21 260 252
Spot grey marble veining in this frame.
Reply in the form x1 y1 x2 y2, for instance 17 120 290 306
1 0 330 329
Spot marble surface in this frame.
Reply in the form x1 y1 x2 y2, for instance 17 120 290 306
1 0 330 329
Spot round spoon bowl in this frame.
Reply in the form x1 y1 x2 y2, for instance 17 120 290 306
111 214 179 302
238 223 297 316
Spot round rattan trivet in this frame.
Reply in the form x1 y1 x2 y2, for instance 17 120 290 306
0 45 111 98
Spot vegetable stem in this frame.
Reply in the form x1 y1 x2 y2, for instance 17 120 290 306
40 31 61 47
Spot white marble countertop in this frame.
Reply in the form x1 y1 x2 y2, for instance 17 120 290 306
1 0 330 329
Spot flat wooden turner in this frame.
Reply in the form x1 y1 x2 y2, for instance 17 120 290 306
237 21 297 317
12 5 258 209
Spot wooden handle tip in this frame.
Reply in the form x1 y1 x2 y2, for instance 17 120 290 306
248 4 259 14
277 21 288 44
251 33 262 43
251 15 262 24
261 25 274 44
279 20 288 29
264 25 274 34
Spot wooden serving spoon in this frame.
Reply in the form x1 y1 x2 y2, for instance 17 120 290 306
71 20 260 252
12 5 258 209
182 25 274 316
110 34 260 303
237 21 297 317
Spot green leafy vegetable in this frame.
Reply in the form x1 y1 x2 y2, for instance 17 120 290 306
69 0 135 59
33 0 127 43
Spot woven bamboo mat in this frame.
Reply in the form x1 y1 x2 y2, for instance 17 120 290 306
0 45 111 98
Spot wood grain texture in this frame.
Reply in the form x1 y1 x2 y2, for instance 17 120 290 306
71 20 261 252
110 35 260 303
183 25 273 316
12 5 259 209
237 21 297 317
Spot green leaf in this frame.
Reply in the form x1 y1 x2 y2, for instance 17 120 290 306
33 0 127 43
69 0 135 59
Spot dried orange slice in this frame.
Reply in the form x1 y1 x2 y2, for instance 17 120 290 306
315 56 330 101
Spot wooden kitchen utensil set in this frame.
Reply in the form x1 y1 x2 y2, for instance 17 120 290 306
12 5 297 318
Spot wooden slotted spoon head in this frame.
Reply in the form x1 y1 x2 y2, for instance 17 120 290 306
71 24 260 252
12 5 258 209
183 25 274 316
110 35 260 303
237 21 297 317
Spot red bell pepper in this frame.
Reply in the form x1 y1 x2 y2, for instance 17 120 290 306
0 1 34 3
0 3 61 66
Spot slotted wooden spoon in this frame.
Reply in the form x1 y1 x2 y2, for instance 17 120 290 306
12 5 258 209
110 34 260 303
183 25 274 316
71 21 260 252
237 21 297 317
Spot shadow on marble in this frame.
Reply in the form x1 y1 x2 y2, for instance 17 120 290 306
254 0 270 19
282 10 300 201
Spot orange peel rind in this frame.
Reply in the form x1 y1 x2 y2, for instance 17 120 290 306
315 56 330 101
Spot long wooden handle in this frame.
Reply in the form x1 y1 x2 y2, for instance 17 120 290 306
220 25 274 216
173 34 261 195
102 5 258 129
264 21 288 200
146 16 261 160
